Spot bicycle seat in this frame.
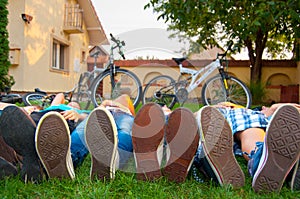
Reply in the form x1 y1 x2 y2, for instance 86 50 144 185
172 57 187 65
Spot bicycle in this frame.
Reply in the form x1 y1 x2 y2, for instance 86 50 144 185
23 34 142 109
0 87 22 104
142 41 252 109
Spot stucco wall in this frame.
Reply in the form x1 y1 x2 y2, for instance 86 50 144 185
7 0 90 92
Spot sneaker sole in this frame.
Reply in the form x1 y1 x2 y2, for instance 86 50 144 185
198 106 245 188
85 107 118 180
253 105 300 193
132 103 165 181
164 108 200 183
35 111 74 180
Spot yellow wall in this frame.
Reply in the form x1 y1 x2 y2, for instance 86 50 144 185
119 60 299 103
7 0 90 92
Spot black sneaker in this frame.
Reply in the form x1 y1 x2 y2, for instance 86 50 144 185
0 106 45 182
252 105 300 193
196 106 245 188
35 111 75 180
85 107 118 180
0 157 17 179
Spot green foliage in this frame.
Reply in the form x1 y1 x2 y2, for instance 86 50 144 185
145 0 300 82
1 154 299 198
248 80 268 105
0 0 14 92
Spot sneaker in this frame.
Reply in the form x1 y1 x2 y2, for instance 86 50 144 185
290 159 300 191
0 106 45 183
0 157 18 179
0 135 20 166
85 107 118 180
196 106 245 188
252 104 300 193
163 107 200 183
35 111 75 180
132 103 165 181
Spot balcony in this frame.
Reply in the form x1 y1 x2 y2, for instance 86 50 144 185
63 4 84 34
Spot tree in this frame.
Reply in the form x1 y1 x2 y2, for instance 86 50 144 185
145 0 300 82
0 0 14 92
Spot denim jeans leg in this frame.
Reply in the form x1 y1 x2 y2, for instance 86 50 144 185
70 118 89 169
111 111 134 168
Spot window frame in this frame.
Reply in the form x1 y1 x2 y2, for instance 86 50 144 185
50 35 70 73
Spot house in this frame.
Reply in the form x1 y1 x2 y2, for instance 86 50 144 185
7 0 108 93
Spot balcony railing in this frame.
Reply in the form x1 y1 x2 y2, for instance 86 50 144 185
63 4 83 34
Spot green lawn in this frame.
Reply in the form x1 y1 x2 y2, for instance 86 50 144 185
1 102 299 198
0 155 299 198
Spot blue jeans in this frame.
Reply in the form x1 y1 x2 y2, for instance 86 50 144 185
70 110 134 169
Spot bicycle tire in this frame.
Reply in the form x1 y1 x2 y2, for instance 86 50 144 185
90 68 142 108
201 75 252 108
22 92 49 108
142 75 177 109
71 72 94 110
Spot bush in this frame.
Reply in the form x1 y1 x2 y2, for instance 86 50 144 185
248 80 268 105
0 0 14 92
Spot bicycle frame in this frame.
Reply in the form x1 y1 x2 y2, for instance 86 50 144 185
178 59 223 92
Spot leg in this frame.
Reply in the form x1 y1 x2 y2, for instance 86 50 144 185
110 111 134 169
235 128 265 161
50 93 65 106
70 118 89 169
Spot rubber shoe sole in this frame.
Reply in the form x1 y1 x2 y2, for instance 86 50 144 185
163 108 200 183
85 107 118 181
132 103 165 181
0 106 45 183
252 104 300 193
35 111 75 180
197 106 245 188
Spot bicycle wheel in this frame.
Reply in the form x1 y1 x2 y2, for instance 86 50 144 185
201 75 252 108
142 75 177 109
90 68 142 108
22 92 50 108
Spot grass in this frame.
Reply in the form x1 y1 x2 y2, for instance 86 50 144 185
0 155 299 198
1 103 299 198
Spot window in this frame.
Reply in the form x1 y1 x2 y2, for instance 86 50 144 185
51 39 69 71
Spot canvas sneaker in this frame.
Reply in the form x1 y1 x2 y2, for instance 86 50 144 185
0 157 18 179
163 107 200 183
132 103 165 181
195 106 245 188
252 104 300 193
0 106 45 183
35 111 75 180
85 107 118 180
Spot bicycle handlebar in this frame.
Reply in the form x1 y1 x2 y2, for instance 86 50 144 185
110 33 126 60
217 41 233 59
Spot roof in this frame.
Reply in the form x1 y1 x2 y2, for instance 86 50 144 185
77 0 109 45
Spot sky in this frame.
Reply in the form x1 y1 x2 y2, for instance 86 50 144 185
90 0 256 60
90 0 187 59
